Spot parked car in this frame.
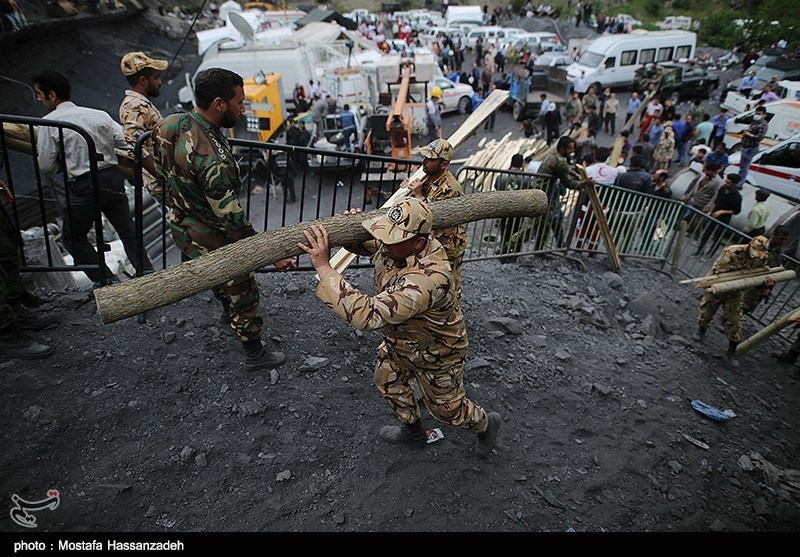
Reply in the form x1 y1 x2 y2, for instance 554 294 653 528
722 59 800 102
614 14 641 28
465 26 526 50
633 62 719 102
509 32 562 54
656 16 692 31
535 51 573 68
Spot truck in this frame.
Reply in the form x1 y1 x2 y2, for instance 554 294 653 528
508 65 568 121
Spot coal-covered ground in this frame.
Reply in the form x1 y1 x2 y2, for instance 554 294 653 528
2 254 800 532
2 12 799 534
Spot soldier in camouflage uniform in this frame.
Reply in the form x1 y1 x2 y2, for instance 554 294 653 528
532 136 594 251
298 198 502 458
119 52 168 202
151 68 295 372
402 139 467 304
743 225 789 315
693 236 771 368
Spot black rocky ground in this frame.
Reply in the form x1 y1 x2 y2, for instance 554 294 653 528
2 11 798 534
2 254 799 532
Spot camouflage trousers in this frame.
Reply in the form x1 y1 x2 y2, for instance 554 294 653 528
172 226 262 344
373 343 488 433
0 205 22 329
698 291 744 343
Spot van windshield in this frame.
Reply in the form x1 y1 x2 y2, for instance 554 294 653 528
578 51 604 68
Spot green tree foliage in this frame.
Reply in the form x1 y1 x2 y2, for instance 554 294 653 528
740 0 800 49
644 0 661 19
698 9 740 49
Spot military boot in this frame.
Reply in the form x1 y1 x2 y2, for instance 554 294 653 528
775 349 800 364
379 420 427 447
691 327 707 343
725 342 740 369
243 340 286 371
476 412 502 458
0 328 52 360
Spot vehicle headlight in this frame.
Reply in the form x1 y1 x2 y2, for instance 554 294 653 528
246 115 260 133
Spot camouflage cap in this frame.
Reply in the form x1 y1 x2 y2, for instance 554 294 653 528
362 197 433 245
120 52 168 76
415 138 454 161
749 235 769 260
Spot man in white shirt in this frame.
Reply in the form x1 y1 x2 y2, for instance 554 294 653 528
584 147 619 186
33 71 152 286
573 71 589 99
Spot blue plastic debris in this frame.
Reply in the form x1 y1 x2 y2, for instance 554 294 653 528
691 400 736 421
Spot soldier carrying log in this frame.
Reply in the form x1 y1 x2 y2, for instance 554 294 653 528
692 236 773 369
298 197 502 458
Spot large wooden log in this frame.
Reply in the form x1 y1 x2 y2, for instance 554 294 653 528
708 270 796 295
736 306 800 356
328 87 510 275
94 188 548 324
680 267 784 288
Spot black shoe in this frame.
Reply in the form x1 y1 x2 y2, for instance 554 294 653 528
244 346 286 371
476 412 501 458
0 331 52 360
379 421 427 447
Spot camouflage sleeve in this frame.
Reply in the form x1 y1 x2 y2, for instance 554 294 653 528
199 161 256 240
433 225 467 261
119 101 151 158
316 268 436 331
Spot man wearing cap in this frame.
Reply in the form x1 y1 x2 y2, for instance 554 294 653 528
693 235 772 368
119 51 168 202
151 68 295 373
32 70 154 286
298 198 502 458
403 138 467 302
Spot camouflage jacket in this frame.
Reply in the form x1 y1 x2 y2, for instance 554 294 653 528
120 90 162 191
710 244 767 275
151 110 256 251
316 238 467 369
421 170 467 264
539 151 582 191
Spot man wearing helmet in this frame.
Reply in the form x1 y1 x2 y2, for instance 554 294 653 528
426 87 443 142
693 235 773 368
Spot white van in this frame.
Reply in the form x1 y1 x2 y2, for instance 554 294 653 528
726 133 800 203
466 26 526 50
510 32 562 54
656 16 692 31
565 31 696 90
723 100 800 151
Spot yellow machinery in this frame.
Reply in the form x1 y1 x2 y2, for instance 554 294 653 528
232 71 287 142
387 65 413 160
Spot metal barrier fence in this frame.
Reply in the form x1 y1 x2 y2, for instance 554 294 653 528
1 114 110 283
4 113 799 339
